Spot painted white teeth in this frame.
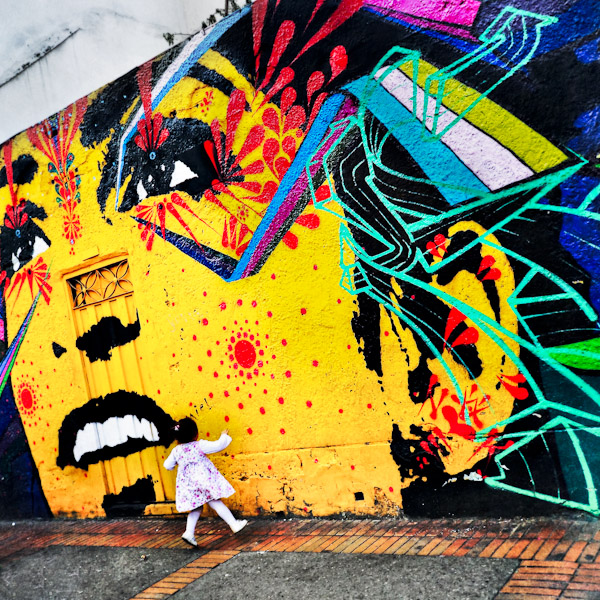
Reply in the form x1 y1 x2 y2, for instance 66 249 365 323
72 415 160 462
140 418 152 441
97 420 107 450
104 417 125 447
122 414 135 437
73 422 100 462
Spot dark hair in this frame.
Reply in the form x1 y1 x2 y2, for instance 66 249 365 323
173 417 198 443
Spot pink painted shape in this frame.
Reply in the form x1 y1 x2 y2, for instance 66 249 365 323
387 12 479 40
366 0 481 27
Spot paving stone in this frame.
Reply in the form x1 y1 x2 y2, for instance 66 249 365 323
0 546 194 600
173 552 518 600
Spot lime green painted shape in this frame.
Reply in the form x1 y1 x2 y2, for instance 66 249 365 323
549 338 600 370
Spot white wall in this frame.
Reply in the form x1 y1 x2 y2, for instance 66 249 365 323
0 0 238 144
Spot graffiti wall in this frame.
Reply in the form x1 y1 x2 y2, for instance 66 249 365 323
1 0 600 519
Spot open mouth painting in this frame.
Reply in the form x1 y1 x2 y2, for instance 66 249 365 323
57 391 176 470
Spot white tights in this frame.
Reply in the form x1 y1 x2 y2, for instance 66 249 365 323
185 500 237 536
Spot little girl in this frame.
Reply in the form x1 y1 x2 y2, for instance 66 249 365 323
164 417 247 547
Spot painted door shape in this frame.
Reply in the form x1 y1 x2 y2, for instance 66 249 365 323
66 258 175 511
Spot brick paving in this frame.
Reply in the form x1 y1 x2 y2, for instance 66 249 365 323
1 516 600 599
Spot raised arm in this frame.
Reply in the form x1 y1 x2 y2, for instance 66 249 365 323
197 431 232 455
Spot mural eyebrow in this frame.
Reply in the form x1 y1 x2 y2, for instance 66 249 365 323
0 154 38 187
75 313 142 363
184 63 238 98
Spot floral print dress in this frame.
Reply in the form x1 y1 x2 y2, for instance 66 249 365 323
164 433 235 512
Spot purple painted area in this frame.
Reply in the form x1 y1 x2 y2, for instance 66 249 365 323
242 98 357 278
364 0 481 26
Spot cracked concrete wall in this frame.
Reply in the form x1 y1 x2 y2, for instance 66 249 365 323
0 0 228 144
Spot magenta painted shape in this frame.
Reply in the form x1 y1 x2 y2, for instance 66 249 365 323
386 13 479 40
365 0 481 27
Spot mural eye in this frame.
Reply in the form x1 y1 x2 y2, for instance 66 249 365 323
169 160 197 188
149 151 156 160
33 236 50 257
136 180 148 201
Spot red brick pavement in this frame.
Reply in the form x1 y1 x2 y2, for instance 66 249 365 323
1 516 599 599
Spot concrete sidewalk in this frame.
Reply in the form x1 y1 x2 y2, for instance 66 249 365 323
1 515 600 599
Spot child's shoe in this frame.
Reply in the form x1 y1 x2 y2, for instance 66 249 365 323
230 519 247 534
181 533 198 547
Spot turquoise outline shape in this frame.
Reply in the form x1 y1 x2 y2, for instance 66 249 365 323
484 413 600 516
304 20 600 512
423 7 557 139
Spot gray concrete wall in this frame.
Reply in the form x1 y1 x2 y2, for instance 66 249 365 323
0 0 246 143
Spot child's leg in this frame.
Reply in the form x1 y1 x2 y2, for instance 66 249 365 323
207 499 236 527
184 508 201 538
207 499 247 532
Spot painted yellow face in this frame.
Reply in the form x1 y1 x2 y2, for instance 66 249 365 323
2 52 410 517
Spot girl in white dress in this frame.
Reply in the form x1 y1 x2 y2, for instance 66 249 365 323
164 417 247 547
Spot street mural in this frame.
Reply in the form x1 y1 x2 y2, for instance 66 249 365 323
1 0 600 518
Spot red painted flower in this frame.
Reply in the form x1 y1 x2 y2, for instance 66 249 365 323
134 112 170 153
4 201 28 230
7 257 52 304
135 192 206 251
27 98 87 247
222 215 252 257
203 89 266 208
134 62 169 154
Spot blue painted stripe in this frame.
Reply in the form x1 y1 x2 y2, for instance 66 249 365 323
345 77 489 205
132 217 237 279
153 6 251 112
229 93 346 281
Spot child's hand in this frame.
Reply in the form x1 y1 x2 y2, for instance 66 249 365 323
221 429 229 437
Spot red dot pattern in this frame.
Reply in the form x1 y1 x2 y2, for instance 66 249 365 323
16 378 41 421
192 292 334 443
